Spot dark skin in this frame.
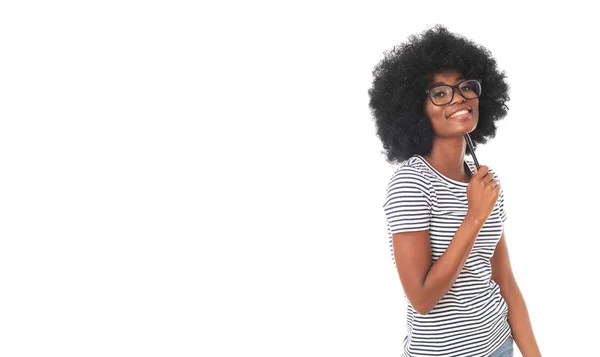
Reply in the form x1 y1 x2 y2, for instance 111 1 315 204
423 70 479 183
392 70 541 356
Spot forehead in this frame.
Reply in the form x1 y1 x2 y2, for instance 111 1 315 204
429 70 464 86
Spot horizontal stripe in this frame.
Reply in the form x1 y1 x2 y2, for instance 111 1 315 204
383 155 510 357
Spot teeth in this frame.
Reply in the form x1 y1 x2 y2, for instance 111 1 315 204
450 109 469 118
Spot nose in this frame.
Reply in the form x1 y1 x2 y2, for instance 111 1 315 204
449 87 467 105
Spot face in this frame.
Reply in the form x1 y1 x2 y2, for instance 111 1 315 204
423 70 479 138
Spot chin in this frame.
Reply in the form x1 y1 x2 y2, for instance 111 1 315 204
456 122 477 134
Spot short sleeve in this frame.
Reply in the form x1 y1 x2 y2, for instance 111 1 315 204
498 185 507 223
383 167 431 234
490 169 507 223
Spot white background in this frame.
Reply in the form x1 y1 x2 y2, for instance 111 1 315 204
1 1 598 356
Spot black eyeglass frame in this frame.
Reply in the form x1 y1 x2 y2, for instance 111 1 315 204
424 79 482 106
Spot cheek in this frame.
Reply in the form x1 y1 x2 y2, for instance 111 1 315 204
425 104 445 122
424 101 436 117
423 105 446 134
472 99 480 114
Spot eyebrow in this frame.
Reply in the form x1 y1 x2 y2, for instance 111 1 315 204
430 77 465 87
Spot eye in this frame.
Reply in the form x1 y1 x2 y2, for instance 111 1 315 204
432 91 446 98
461 86 472 92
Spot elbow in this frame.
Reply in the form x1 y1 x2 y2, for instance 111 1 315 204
415 308 431 316
407 292 435 316
417 308 432 316
413 302 433 316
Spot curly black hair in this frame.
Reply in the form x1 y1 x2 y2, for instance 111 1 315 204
368 25 510 165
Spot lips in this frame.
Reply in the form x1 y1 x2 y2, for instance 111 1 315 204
447 106 472 119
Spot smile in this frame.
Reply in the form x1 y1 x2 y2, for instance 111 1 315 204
448 109 471 119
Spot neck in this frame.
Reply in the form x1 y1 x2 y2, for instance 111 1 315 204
423 135 470 182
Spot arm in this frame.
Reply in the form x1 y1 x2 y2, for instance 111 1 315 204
392 213 485 315
389 165 499 315
491 230 542 357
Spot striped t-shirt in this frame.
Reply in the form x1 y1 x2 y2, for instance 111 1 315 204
383 155 512 357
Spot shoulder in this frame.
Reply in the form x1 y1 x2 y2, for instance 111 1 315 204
465 159 502 181
386 156 432 195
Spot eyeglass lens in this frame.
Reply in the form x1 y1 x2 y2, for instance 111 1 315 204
429 80 481 105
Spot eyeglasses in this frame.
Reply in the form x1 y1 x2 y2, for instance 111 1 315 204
424 79 482 106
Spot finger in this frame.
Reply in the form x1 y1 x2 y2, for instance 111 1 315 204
480 172 492 182
475 165 489 180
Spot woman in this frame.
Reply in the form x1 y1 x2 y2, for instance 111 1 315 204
368 26 541 357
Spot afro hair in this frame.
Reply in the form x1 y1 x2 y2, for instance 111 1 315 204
368 25 510 165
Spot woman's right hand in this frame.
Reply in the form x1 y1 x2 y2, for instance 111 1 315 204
466 165 500 223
